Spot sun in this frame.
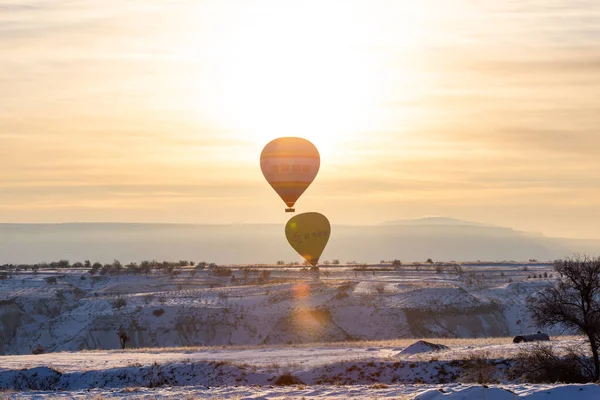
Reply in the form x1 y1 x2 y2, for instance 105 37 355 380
171 1 428 160
197 1 401 157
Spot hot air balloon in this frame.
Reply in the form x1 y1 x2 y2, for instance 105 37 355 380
260 137 320 212
285 212 330 267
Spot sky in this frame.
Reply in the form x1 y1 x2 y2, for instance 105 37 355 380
1 0 599 239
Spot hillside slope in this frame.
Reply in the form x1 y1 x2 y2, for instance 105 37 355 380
0 266 556 355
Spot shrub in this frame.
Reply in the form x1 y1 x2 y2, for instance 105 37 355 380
370 383 389 389
274 372 304 386
142 294 155 305
510 344 593 383
335 282 354 300
373 282 386 294
153 308 165 317
460 351 497 384
55 290 66 302
45 277 57 285
211 266 232 277
258 270 271 283
111 296 127 310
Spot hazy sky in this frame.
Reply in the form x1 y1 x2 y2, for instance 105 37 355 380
1 0 599 239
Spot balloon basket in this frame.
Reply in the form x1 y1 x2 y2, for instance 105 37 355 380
285 208 295 213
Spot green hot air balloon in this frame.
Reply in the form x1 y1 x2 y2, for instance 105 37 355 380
285 212 331 266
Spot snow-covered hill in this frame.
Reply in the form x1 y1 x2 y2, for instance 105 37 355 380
0 265 557 355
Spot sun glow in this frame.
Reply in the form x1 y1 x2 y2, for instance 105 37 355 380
181 1 425 157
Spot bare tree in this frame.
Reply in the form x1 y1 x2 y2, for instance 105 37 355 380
117 326 129 350
45 276 57 285
259 270 271 283
112 296 127 310
527 255 600 380
453 264 464 276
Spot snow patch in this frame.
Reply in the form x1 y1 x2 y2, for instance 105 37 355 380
400 340 450 355
415 384 600 400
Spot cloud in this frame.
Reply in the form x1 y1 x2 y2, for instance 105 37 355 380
1 0 599 238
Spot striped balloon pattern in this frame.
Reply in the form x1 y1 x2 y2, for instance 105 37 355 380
260 137 320 212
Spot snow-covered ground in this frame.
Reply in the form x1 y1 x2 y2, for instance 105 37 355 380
2 383 600 399
0 339 596 398
0 265 593 398
0 337 589 386
0 265 559 355
0 337 586 373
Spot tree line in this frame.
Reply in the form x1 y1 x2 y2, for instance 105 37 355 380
0 259 217 278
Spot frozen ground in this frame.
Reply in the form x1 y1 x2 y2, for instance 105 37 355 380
1 383 600 399
0 337 590 392
0 264 592 398
0 264 560 355
0 337 586 373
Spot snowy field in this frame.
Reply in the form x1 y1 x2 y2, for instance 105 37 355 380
0 337 586 373
0 338 597 399
2 383 600 399
1 263 587 398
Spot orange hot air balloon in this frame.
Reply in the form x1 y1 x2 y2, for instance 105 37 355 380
260 137 320 212
285 212 331 267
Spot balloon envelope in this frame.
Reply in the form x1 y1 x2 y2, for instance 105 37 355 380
285 212 331 266
260 137 320 212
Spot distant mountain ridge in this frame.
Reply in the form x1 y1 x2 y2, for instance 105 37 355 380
0 220 598 264
383 217 497 228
